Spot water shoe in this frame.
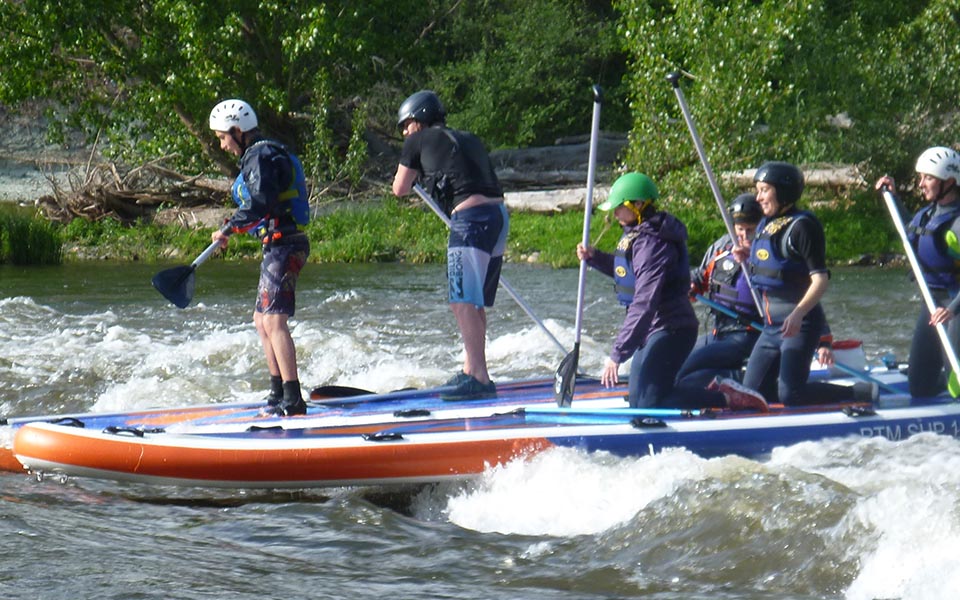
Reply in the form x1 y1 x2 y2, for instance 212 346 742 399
709 377 769 412
440 375 496 401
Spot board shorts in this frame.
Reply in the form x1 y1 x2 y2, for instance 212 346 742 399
447 203 509 307
256 233 310 316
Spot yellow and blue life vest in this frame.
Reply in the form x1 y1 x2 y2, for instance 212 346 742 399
232 140 309 241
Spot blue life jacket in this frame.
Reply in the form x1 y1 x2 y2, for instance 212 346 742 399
232 140 310 241
613 231 641 306
748 211 815 294
907 202 960 292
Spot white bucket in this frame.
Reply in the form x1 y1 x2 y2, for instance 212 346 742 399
829 339 867 376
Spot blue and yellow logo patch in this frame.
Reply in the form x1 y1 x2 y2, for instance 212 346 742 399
756 249 770 261
615 266 628 277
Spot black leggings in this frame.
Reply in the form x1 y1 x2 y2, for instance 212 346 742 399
908 304 960 398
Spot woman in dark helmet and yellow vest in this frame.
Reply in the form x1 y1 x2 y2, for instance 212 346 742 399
734 161 830 405
577 173 700 408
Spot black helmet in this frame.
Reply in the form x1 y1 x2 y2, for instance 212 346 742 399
754 161 804 206
397 90 446 128
729 193 762 224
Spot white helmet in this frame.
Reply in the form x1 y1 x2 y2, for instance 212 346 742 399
915 146 960 182
209 99 258 132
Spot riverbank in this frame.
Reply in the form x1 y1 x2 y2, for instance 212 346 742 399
2 192 904 268
0 107 901 267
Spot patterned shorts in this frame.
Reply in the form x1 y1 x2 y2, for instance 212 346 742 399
256 235 310 316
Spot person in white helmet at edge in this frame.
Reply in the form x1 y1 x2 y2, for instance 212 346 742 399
876 146 960 398
208 99 311 416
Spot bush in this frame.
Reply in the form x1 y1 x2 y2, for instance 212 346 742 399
0 208 62 265
427 0 630 148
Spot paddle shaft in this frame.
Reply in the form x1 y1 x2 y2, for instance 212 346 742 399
411 183 567 355
667 72 764 318
573 85 602 341
881 187 960 378
193 240 222 268
555 85 602 407
693 293 762 331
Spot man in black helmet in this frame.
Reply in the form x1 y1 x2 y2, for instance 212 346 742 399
392 90 508 401
732 161 831 405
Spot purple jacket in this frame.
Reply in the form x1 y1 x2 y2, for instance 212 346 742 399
587 211 699 363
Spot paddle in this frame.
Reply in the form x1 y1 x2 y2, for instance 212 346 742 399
694 293 898 395
411 183 567 355
308 385 377 400
555 85 602 407
880 185 960 397
667 71 764 318
152 240 221 308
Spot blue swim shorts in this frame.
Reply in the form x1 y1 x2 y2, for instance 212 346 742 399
447 203 509 307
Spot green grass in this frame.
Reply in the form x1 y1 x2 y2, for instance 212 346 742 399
0 205 63 265
3 189 904 268
310 197 448 263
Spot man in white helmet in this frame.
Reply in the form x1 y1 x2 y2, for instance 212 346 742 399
209 99 311 416
876 146 960 397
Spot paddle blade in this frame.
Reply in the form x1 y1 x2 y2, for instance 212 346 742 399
949 371 960 398
309 385 376 400
151 265 196 309
554 344 580 407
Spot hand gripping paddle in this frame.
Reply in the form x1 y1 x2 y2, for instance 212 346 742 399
555 85 602 407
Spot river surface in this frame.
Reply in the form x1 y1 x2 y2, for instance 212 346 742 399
1 261 958 600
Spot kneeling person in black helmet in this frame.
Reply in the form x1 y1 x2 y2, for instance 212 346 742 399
733 161 831 405
676 194 764 388
391 90 508 401
679 195 860 403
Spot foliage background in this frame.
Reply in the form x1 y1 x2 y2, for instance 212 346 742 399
1 1 956 192
615 0 960 201
0 1 957 265
0 0 627 186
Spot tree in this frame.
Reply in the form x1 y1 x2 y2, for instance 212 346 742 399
426 0 628 149
0 0 446 186
614 0 960 199
0 0 628 197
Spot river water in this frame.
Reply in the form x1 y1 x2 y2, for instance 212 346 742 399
1 261 958 600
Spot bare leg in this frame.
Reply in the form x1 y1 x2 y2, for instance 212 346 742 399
254 311 298 381
451 303 489 384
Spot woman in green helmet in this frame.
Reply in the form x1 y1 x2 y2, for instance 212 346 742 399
577 173 765 410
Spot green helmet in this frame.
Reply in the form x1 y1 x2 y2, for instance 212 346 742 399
598 173 659 211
